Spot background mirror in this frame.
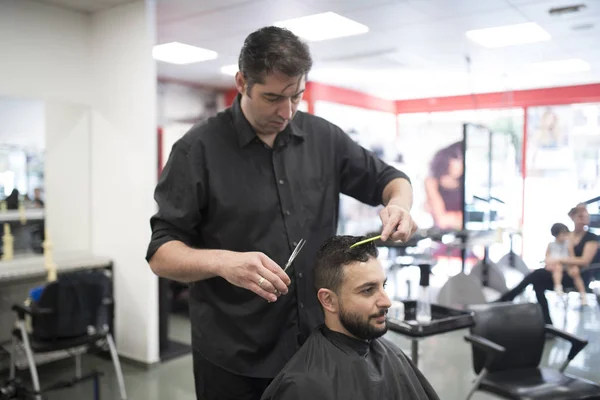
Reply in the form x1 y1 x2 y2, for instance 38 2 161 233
0 96 45 258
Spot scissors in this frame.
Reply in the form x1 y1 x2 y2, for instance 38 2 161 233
270 239 306 300
283 239 306 273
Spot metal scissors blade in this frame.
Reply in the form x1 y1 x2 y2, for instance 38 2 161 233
284 239 306 272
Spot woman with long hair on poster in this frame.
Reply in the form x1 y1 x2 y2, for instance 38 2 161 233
425 141 464 230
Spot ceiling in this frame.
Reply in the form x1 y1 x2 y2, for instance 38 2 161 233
35 0 137 13
156 0 600 100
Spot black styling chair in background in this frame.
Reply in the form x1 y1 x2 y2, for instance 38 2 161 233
8 270 127 400
464 302 600 400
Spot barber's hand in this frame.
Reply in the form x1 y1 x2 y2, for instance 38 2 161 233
379 204 418 242
220 252 290 302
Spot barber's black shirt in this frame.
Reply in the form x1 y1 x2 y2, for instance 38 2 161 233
146 96 410 378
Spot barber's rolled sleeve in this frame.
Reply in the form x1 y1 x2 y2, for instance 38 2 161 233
334 127 410 206
146 140 205 262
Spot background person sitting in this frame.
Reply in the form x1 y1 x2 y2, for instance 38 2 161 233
545 222 572 296
548 204 600 306
261 235 440 400
496 204 600 324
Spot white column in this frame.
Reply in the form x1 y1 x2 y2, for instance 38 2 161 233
90 0 159 364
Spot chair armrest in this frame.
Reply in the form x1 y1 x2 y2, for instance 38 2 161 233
11 304 54 320
545 325 588 361
465 334 506 369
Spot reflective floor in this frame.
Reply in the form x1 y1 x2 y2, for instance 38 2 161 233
4 297 599 400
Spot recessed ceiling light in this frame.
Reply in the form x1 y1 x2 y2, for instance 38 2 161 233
152 42 217 65
220 64 239 76
274 12 368 42
465 22 551 48
528 58 590 74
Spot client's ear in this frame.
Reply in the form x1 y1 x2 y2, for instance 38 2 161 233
317 289 338 313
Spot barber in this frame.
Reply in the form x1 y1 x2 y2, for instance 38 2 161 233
146 26 417 400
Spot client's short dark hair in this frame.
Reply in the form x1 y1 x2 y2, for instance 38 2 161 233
550 223 569 237
238 26 313 92
313 235 379 294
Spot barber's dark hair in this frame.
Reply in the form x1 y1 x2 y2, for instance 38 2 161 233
313 235 379 294
550 222 569 237
430 141 464 179
238 26 313 93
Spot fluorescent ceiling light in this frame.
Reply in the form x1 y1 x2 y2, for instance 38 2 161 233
465 22 551 48
528 58 590 74
274 12 368 42
220 64 239 76
152 42 217 65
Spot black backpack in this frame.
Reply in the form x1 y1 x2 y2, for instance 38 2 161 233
31 271 112 341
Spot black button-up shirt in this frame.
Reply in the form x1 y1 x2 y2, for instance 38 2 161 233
146 95 410 378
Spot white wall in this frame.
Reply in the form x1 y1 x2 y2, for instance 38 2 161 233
0 97 45 149
0 0 91 105
0 0 159 364
44 102 92 254
90 1 159 364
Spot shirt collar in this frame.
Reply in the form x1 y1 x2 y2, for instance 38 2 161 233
320 325 371 357
230 94 306 148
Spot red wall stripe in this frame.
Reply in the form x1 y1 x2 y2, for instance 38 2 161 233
395 83 600 113
305 82 396 113
224 88 238 107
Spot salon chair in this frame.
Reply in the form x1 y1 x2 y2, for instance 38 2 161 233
8 271 127 400
464 302 600 400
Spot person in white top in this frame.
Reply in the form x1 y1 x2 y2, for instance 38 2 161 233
545 222 572 296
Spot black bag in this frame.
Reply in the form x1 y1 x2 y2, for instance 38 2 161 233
31 271 111 341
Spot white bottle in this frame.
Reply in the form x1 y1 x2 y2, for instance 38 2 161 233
416 286 432 324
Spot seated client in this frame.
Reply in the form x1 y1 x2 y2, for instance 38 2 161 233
260 235 440 400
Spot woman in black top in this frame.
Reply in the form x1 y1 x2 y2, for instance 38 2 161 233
548 205 600 305
497 204 599 324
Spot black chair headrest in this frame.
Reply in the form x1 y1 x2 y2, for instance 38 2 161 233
468 302 545 373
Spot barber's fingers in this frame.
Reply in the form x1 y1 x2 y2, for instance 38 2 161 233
379 208 394 241
248 281 278 302
259 253 291 288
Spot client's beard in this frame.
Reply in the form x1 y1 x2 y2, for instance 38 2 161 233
339 305 388 341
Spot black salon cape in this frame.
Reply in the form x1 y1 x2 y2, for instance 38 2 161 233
261 325 440 400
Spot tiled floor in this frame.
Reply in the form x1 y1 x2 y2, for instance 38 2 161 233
3 298 599 400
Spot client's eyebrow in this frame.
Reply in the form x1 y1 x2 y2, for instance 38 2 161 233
355 279 387 291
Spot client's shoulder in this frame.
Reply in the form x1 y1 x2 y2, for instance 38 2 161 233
375 336 410 360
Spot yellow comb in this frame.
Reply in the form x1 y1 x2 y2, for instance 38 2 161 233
350 235 382 249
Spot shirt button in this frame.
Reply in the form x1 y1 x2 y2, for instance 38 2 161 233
264 144 269 149
299 302 304 308
285 210 291 216
298 272 303 278
278 179 285 185
292 241 298 246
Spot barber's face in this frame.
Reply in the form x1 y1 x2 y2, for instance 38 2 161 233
236 71 305 136
337 257 391 340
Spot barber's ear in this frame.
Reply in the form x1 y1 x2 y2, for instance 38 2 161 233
317 289 338 313
234 71 246 94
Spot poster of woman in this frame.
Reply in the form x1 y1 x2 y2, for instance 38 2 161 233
424 141 464 230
